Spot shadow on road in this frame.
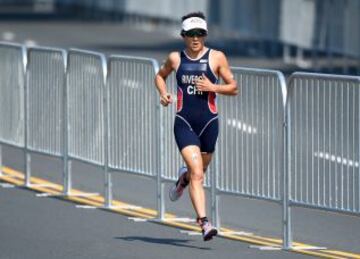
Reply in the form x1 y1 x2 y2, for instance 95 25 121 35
115 236 212 250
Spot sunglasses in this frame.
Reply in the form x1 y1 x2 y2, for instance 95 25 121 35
183 29 207 38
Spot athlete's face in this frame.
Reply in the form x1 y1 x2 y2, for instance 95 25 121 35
182 29 207 53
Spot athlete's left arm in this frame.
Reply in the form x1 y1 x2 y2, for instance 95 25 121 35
196 51 238 96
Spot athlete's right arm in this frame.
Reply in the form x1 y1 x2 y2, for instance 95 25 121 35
154 52 179 107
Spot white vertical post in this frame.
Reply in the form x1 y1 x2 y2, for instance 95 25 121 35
155 61 165 220
105 171 112 208
0 144 3 176
283 80 292 250
211 151 220 229
65 159 72 195
25 153 31 187
63 51 69 195
283 44 292 64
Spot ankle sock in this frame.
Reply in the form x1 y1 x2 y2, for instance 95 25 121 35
197 216 208 226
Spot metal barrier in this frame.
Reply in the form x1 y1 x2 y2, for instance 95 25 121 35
67 49 107 166
107 55 159 176
285 72 360 248
2 41 360 251
216 68 286 201
66 49 107 195
25 46 67 187
0 42 26 148
106 55 161 210
212 68 286 230
26 47 66 156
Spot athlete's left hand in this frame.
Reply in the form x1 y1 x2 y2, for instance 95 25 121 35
195 73 217 92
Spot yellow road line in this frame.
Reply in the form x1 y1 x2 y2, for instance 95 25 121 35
1 166 359 259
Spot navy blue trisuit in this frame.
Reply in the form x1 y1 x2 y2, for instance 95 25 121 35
174 48 219 153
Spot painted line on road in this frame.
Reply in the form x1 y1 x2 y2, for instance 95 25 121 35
0 166 359 259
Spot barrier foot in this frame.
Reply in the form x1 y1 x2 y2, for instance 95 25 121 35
250 245 327 251
36 192 99 198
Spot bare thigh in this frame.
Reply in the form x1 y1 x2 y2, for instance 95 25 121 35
180 145 203 173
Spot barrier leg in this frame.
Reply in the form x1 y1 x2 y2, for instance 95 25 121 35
0 144 2 176
25 152 31 187
105 170 112 208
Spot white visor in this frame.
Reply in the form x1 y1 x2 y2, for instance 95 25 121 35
182 17 207 32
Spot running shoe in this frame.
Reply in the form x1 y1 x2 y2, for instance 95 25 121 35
169 166 188 201
201 221 218 241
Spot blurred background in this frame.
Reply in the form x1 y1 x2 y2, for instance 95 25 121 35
0 0 359 75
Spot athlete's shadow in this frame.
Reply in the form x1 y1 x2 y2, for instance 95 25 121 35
115 236 212 250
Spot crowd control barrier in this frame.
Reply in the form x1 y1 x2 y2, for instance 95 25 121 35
1 42 359 251
285 72 360 248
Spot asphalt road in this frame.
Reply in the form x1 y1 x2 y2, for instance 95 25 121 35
0 178 308 259
0 21 359 258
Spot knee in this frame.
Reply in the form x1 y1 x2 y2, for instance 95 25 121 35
189 169 204 184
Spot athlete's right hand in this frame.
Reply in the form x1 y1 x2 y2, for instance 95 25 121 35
160 93 173 107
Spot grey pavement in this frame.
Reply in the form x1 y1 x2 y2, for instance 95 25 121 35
1 145 360 258
0 178 308 259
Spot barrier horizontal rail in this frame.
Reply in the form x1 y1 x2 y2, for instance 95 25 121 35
0 42 26 148
216 67 286 201
26 47 66 157
287 72 360 214
67 49 107 166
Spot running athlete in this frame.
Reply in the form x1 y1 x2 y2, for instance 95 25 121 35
154 12 238 241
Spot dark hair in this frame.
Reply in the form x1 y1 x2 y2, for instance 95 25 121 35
181 11 206 22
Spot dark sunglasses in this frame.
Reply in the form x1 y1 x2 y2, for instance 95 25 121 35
182 29 207 38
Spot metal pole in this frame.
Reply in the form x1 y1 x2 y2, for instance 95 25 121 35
104 62 111 208
63 51 69 195
25 153 31 187
66 159 72 195
283 81 292 250
105 171 112 208
153 60 165 220
24 49 30 187
283 44 291 64
157 103 165 220
211 150 220 229
0 144 3 176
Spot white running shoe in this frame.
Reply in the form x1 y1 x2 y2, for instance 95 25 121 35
201 221 218 241
169 166 188 201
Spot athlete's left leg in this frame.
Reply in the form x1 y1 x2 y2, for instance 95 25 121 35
201 152 213 174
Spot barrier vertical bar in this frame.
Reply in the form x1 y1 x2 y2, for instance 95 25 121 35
103 56 111 208
154 60 165 220
0 144 3 176
212 151 220 229
283 94 292 249
63 51 70 195
23 46 31 187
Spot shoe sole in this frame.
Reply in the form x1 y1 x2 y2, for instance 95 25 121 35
169 184 179 202
169 167 188 202
203 229 218 241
